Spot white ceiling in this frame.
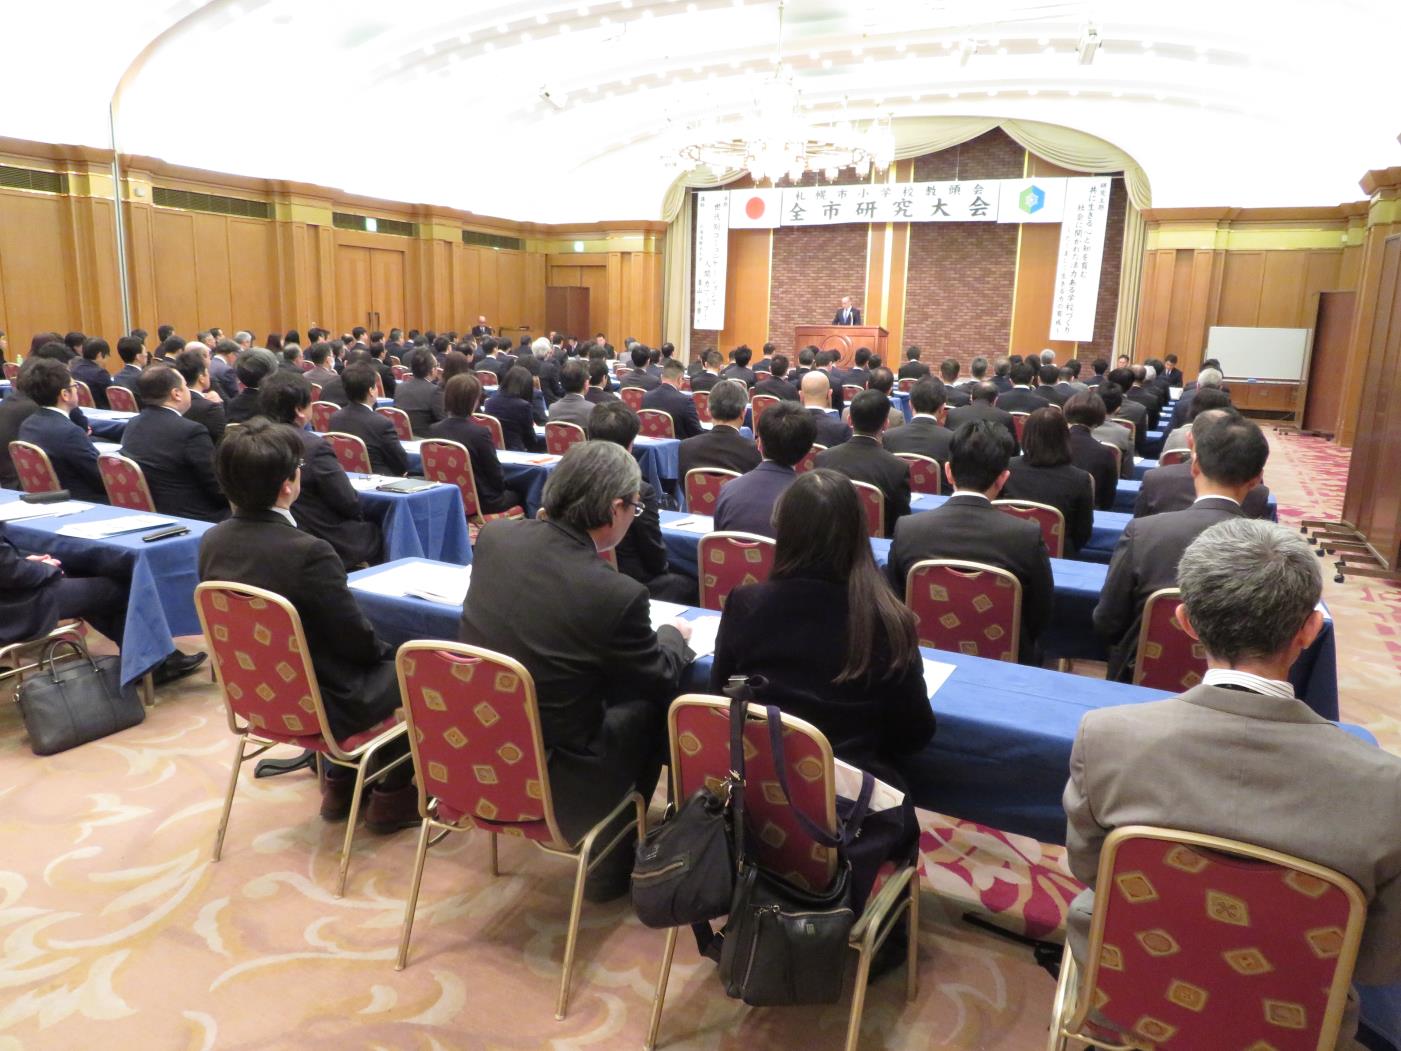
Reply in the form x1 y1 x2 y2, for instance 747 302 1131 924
4 0 1399 222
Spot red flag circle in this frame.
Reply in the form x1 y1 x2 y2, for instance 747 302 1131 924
745 196 766 219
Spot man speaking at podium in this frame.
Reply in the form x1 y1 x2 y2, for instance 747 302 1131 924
833 296 862 326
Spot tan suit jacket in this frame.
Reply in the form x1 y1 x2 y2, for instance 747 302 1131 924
1064 685 1401 1040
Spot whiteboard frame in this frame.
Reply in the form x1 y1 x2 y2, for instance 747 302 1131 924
1206 325 1316 428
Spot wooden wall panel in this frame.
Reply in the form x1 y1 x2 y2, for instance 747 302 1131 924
150 210 200 337
715 228 771 355
1009 222 1076 358
226 218 277 339
0 190 78 344
1257 252 1310 327
1216 252 1266 327
497 251 525 333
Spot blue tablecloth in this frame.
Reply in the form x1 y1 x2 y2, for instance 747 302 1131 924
634 436 680 495
1113 478 1280 520
496 451 560 516
83 407 135 441
909 494 1128 564
0 491 210 685
1142 429 1164 459
352 480 471 565
349 559 460 647
1132 458 1154 481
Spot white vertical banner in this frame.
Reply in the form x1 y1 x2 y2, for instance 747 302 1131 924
693 191 730 330
1049 177 1113 342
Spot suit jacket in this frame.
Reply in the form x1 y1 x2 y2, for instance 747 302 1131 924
833 307 862 325
0 533 64 644
1064 684 1401 1021
224 387 264 423
110 364 144 406
641 383 704 439
943 385 972 408
678 424 761 481
1125 386 1161 431
690 372 723 393
720 365 757 389
805 407 852 448
1133 462 1271 519
428 415 514 512
17 408 106 502
71 359 113 410
713 461 796 538
120 407 228 521
394 377 446 437
1114 400 1150 454
995 387 1044 414
584 386 619 405
754 376 800 401
614 480 678 586
1068 425 1119 511
372 360 397 399
1001 459 1094 557
1162 367 1184 387
886 493 1053 664
0 392 40 490
882 416 953 465
1168 388 1197 432
294 430 381 567
1091 420 1135 479
304 365 339 393
546 392 594 430
820 370 846 415
184 391 226 445
199 510 398 740
991 374 1014 394
1053 382 1079 402
209 357 240 402
897 361 930 380
327 401 408 475
481 392 544 452
814 436 911 535
459 516 690 764
839 367 870 391
1093 496 1243 679
946 401 1020 454
618 369 660 392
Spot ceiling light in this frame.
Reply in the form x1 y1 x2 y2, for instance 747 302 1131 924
730 58 740 68
1196 52 1208 63
559 23 570 32
996 46 1007 55
863 54 874 64
687 1 696 9
1154 91 1165 101
821 57 832 68
1077 24 1100 65
852 45 863 56
1036 36 1049 46
1194 44 1207 55
1141 40 1154 49
1042 45 1054 54
642 8 653 18
912 93 921 101
1111 88 1123 97
1027 88 1038 96
808 48 819 60
986 89 998 97
895 42 906 53
520 31 531 43
1068 87 1078 96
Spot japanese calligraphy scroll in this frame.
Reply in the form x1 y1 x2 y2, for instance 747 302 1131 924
1048 177 1112 341
693 190 730 330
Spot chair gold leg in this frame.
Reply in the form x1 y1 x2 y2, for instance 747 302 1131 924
211 737 246 862
844 938 876 1051
488 831 499 877
644 925 679 1051
396 818 433 971
555 843 593 1020
140 671 155 707
1045 946 1076 1051
906 869 920 1002
335 757 372 898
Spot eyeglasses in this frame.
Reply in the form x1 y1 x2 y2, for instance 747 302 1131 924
623 497 644 517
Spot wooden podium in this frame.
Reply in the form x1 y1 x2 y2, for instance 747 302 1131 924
793 325 889 369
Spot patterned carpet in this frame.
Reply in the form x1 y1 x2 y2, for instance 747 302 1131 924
0 429 1393 1050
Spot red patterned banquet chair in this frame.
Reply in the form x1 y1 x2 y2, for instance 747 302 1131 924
2 361 18 381
1158 448 1192 467
418 438 525 528
8 441 62 495
695 531 775 610
1099 441 1123 477
72 379 95 409
375 406 413 442
683 468 740 515
393 641 645 1020
1109 416 1137 437
544 420 587 456
309 400 339 433
308 382 322 402
637 408 676 439
97 453 156 512
475 369 501 386
1132 587 1209 692
324 432 372 475
842 383 865 403
794 442 826 474
894 452 942 496
993 499 1067 559
851 480 885 538
750 393 780 430
897 377 918 393
903 559 1021 661
754 370 772 383
691 390 712 423
1010 411 1031 445
472 412 506 450
105 385 138 412
620 386 647 411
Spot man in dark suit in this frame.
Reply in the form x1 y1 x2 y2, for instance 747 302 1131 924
938 359 971 407
110 336 147 405
948 382 1020 454
799 370 852 447
897 347 930 381
327 364 408 476
0 351 90 490
585 360 619 405
16 359 106 502
754 354 800 401
815 351 846 415
886 420 1053 665
1161 353 1184 388
641 360 704 439
394 349 446 437
1094 414 1269 681
1052 366 1079 403
815 390 910 535
303 342 340 393
838 347 873 391
72 338 114 409
461 440 693 896
1063 391 1120 511
995 361 1044 414
225 349 278 423
200 419 412 828
617 344 661 392
546 360 595 429
173 348 227 445
1085 358 1110 388
714 402 816 538
883 377 954 465
720 345 757 389
1032 364 1068 407
690 349 725 392
833 296 861 325
1105 367 1149 452
678 379 760 480
1123 365 1162 431
470 316 493 338
119 366 228 522
1135 409 1272 519
990 358 1014 394
1168 368 1224 432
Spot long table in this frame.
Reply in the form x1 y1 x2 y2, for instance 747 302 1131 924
347 559 1365 845
351 477 471 565
82 407 135 441
908 493 1129 564
1113 477 1280 520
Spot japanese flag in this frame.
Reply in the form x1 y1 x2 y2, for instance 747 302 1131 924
729 188 782 229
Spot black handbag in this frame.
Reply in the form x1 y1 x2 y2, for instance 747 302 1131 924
16 638 144 756
631 783 736 929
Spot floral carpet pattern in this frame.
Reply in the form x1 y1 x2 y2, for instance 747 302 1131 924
0 429 1393 1050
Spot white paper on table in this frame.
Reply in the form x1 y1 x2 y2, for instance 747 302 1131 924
57 514 176 539
497 451 560 466
94 441 121 454
85 409 136 420
349 562 472 605
833 757 906 813
649 600 691 631
681 614 723 657
666 515 714 535
922 658 956 697
402 440 423 455
346 474 394 492
1169 387 1183 400
0 500 94 522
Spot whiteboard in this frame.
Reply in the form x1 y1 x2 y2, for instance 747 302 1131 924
1204 326 1310 382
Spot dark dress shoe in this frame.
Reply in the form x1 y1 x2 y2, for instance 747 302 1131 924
320 770 355 822
364 783 421 834
153 650 208 686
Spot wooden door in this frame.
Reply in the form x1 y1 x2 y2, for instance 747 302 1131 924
369 248 405 334
546 286 589 336
335 246 372 335
1302 290 1354 434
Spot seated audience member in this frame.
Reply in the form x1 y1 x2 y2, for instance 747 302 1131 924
1094 413 1269 681
0 349 90 490
994 360 1043 414
15 358 106 502
815 390 911 534
110 336 148 402
964 354 989 387
990 357 1013 393
750 342 773 373
585 359 619 405
259 371 381 568
755 354 800 401
711 467 934 913
199 420 414 830
1034 364 1068 406
618 344 661 391
208 339 242 402
1085 357 1109 388
1053 365 1080 400
641 359 704 439
1091 381 1135 477
866 367 904 429
546 360 594 429
303 342 339 391
327 363 409 476
1135 406 1272 519
714 401 816 539
588 402 698 604
1066 518 1401 1046
690 349 725 393
939 359 971 407
677 379 760 479
898 347 930 381
120 365 228 522
947 381 1020 453
1108 367 1152 447
1160 385 1230 457
173 348 227 445
483 366 545 452
394 348 446 438
72 338 114 409
429 374 524 515
278 343 304 374
1000 407 1095 556
459 440 693 897
1160 353 1184 387
366 341 397 398
799 370 852 447
225 348 278 423
886 420 1053 665
1062 391 1120 511
720 345 757 388
816 351 847 414
883 377 953 464
839 347 873 390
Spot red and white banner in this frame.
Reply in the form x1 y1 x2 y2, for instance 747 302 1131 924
728 188 783 228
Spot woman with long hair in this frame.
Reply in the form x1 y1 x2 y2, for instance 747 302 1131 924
428 373 522 514
1000 406 1095 555
482 365 546 452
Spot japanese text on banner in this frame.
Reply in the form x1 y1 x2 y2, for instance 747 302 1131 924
1048 177 1112 342
692 191 729 331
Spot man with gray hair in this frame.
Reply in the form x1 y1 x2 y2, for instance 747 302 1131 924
1039 348 1057 366
677 378 760 478
1066 519 1401 1046
233 330 253 351
459 440 693 900
1168 366 1224 432
209 339 242 401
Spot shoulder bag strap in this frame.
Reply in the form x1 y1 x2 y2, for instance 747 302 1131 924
764 704 874 848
